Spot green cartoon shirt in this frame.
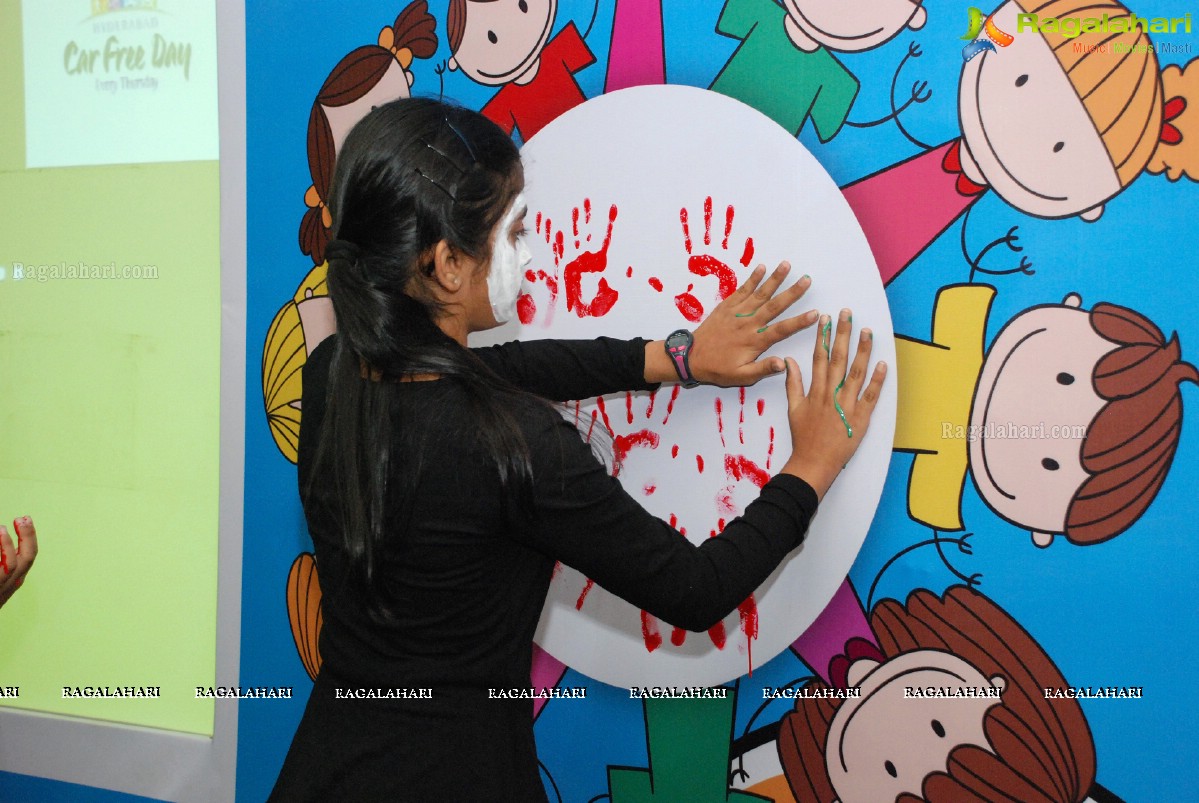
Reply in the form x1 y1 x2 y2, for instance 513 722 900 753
710 0 859 141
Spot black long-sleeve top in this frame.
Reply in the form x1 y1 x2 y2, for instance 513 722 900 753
270 335 818 802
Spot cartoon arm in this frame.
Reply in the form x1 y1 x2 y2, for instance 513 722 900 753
845 43 931 132
480 89 518 136
806 55 860 143
557 21 597 76
713 0 759 41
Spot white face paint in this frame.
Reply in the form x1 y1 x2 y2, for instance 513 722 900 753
487 193 531 324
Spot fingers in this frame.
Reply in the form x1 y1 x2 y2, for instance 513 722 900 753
829 309 852 386
759 273 811 322
0 525 14 579
728 264 767 305
843 327 874 400
810 314 831 400
760 309 819 346
858 361 888 413
13 517 37 566
784 356 805 408
749 261 792 309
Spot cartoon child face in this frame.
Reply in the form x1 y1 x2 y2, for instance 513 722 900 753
782 0 926 52
958 2 1119 220
968 295 1115 545
321 60 414 156
449 0 557 86
826 650 1004 802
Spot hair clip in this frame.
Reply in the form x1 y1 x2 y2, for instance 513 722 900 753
414 167 458 201
444 118 478 163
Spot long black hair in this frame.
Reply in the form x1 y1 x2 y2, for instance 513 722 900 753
310 97 537 623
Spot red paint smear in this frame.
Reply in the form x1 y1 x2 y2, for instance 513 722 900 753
715 397 726 448
517 294 536 325
644 483 656 495
554 231 565 264
0 541 8 576
535 212 543 233
739 388 746 445
586 410 597 443
703 196 713 246
552 560 562 580
739 596 760 676
740 237 755 268
668 513 679 529
525 269 537 282
573 400 581 426
708 620 727 649
645 388 658 418
722 205 734 250
696 454 705 473
576 578 595 610
625 391 634 424
767 427 775 470
717 518 726 533
596 396 615 437
613 429 660 478
583 198 592 226
725 455 769 489
642 610 663 652
671 627 687 647
671 444 679 459
626 266 633 278
649 277 663 292
563 204 619 318
716 487 736 517
544 217 552 243
674 292 703 323
662 386 681 425
572 206 580 239
680 207 692 254
688 254 738 300
757 398 765 416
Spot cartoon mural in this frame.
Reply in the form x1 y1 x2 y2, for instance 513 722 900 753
241 0 1199 801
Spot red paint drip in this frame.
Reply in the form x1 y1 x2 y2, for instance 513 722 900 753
585 410 597 443
576 578 595 609
725 454 769 489
596 396 615 437
703 196 713 246
696 454 704 473
722 205 734 250
767 427 775 470
671 444 679 459
625 391 634 424
645 388 658 418
572 206 580 239
563 204 619 318
680 207 692 253
648 277 663 292
740 237 755 268
739 388 746 445
715 397 726 448
544 217 552 243
573 400 581 426
757 398 765 416
688 254 738 300
626 266 633 278
613 429 661 475
535 212 543 233
717 518 726 532
674 292 704 323
642 610 663 652
708 620 727 649
662 386 681 425
517 294 536 325
739 595 760 676
671 627 687 646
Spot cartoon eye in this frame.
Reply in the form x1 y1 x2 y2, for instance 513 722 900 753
1053 142 1065 153
1042 458 1060 471
885 760 898 778
932 719 946 738
1057 372 1074 385
488 30 498 44
1015 74 1029 87
518 0 528 11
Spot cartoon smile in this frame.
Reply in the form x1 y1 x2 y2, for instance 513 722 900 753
791 5 885 42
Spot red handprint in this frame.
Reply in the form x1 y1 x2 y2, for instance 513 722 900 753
517 211 564 326
563 200 620 318
673 196 756 323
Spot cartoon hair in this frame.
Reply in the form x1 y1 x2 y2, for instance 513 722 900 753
1062 303 1199 544
262 265 329 462
1147 58 1198 181
1016 0 1197 188
299 1 438 266
778 586 1095 803
446 0 502 55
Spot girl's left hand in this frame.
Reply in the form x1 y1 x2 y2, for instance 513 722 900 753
689 262 817 387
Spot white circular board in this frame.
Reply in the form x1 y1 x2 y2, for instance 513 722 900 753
472 85 896 688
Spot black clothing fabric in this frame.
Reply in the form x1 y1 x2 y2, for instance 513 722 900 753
270 335 818 802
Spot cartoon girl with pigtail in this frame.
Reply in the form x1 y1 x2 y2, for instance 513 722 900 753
446 0 599 142
843 0 1197 286
778 585 1099 803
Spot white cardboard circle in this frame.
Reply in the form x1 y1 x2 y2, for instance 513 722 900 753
473 85 897 688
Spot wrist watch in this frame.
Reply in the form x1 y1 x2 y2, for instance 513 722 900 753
665 329 700 388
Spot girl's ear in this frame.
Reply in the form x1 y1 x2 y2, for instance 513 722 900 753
405 70 415 87
430 239 467 295
1079 204 1104 222
448 57 460 72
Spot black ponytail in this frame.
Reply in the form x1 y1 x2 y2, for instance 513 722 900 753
308 98 539 624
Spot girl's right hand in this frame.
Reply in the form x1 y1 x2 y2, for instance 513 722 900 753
780 309 887 500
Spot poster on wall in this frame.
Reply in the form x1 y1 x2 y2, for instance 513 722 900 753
22 0 219 168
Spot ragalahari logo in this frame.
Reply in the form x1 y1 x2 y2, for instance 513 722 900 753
961 7 1014 61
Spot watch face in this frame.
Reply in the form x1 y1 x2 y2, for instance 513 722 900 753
666 329 692 349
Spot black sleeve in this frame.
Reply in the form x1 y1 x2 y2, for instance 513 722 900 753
514 410 818 632
472 337 660 401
